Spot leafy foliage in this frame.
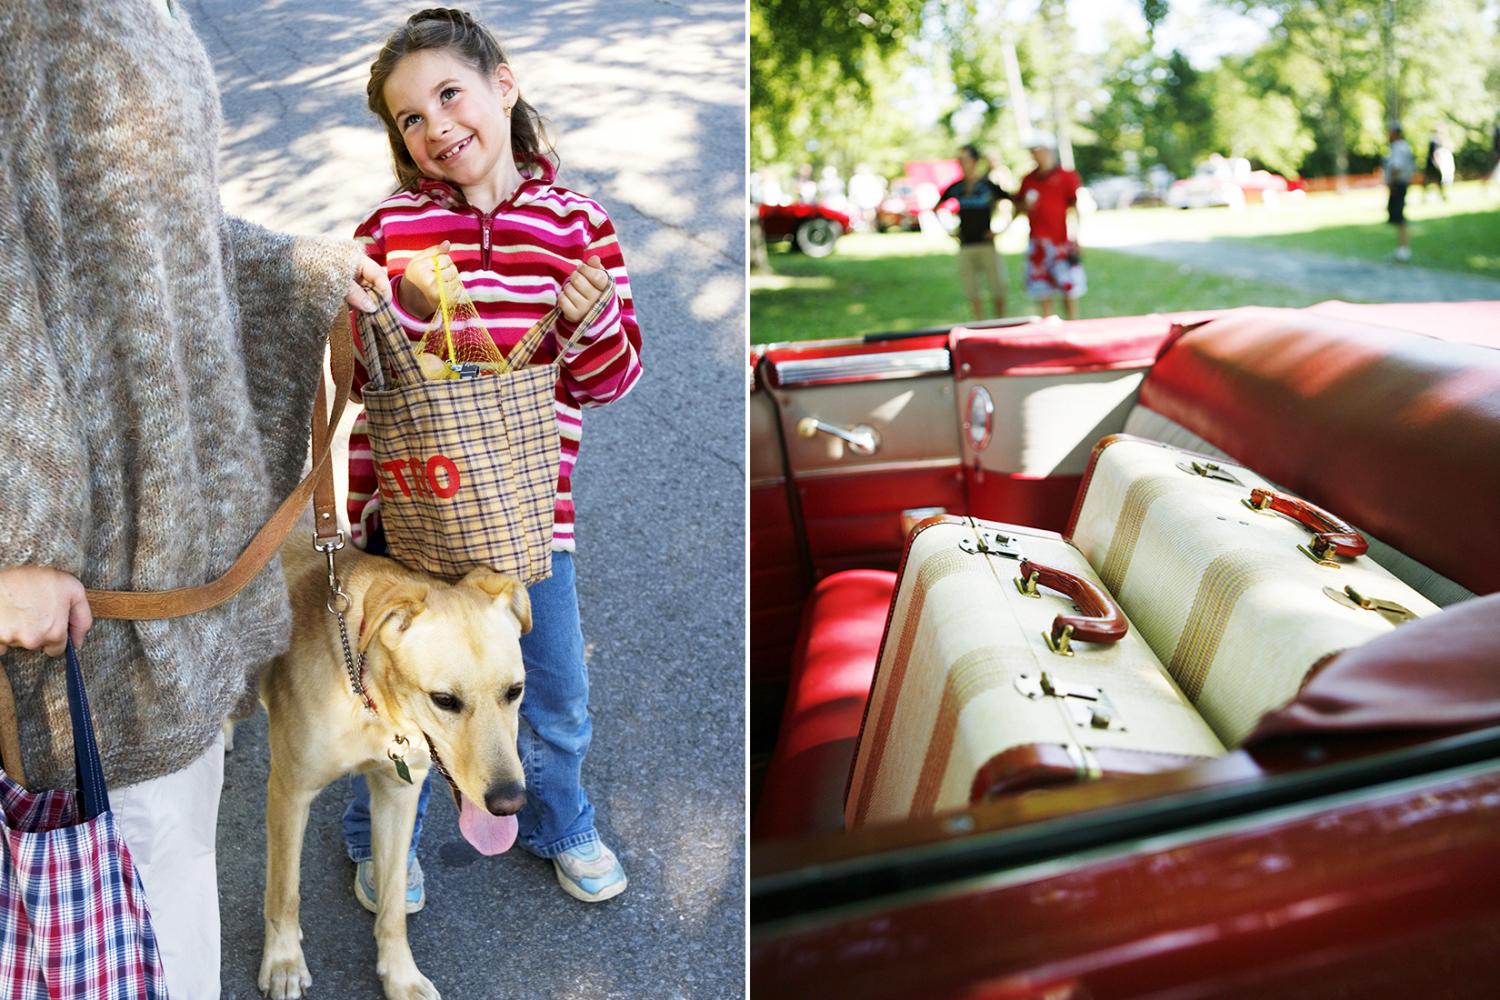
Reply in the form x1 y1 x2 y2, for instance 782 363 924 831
1206 63 1315 176
1226 0 1498 176
749 0 1499 186
750 0 926 166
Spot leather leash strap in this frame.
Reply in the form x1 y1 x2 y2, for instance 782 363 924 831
1 312 354 784
83 311 355 619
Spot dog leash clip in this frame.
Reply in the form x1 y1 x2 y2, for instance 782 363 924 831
313 529 350 614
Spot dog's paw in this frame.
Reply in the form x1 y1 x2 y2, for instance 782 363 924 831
381 971 441 1000
258 951 313 999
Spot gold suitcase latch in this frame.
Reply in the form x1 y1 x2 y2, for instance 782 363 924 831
1014 672 1125 731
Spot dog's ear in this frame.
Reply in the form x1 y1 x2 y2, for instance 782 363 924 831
461 569 533 635
358 577 431 653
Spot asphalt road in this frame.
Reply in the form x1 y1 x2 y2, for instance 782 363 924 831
185 2 746 997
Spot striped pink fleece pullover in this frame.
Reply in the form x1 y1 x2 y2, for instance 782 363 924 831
348 158 643 551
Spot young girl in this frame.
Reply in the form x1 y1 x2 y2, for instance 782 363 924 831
342 7 642 908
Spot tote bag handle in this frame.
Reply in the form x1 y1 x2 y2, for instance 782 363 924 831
0 641 107 802
65 640 109 819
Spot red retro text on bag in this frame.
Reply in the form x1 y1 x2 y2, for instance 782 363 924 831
378 454 463 500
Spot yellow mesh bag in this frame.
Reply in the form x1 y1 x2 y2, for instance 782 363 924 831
416 256 507 380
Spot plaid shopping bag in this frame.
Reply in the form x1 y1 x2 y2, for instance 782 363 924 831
357 281 612 585
0 643 167 999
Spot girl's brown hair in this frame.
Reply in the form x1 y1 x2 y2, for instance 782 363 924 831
367 7 553 193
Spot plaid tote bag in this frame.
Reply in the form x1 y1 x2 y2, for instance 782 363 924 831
0 642 167 999
358 280 613 585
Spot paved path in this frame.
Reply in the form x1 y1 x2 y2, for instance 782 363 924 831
187 2 746 998
1086 218 1500 303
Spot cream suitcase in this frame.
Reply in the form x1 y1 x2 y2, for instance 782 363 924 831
1067 435 1442 746
845 516 1224 831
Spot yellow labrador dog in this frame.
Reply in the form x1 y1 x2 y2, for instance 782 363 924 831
257 541 531 1000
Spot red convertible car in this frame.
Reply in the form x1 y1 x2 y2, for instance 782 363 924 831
750 301 1500 998
757 201 851 257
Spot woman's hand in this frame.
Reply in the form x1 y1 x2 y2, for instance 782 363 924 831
0 566 93 657
397 243 463 320
346 255 391 314
559 256 612 325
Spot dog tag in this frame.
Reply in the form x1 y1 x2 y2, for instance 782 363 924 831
388 735 413 784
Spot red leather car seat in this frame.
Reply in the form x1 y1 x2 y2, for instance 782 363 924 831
752 569 896 842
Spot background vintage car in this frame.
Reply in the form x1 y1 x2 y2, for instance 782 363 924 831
749 301 1500 998
1085 167 1172 210
756 201 851 257
874 159 965 233
874 177 925 231
1166 155 1304 209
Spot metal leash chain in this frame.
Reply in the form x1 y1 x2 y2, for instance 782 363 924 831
334 610 374 712
313 530 409 784
315 530 378 716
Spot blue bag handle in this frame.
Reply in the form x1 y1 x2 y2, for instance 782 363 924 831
65 639 110 820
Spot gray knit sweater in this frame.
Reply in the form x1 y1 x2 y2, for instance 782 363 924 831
0 1 362 788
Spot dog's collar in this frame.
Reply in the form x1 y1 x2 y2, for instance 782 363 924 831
423 732 464 808
336 606 379 717
346 609 457 797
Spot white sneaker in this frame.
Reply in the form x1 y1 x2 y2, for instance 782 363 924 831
552 840 628 903
1394 246 1411 262
353 856 425 914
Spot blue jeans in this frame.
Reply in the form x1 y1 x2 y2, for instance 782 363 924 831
343 551 600 861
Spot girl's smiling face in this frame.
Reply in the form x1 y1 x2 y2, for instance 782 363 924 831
383 48 519 208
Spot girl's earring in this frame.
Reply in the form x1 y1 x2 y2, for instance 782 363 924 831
505 102 513 119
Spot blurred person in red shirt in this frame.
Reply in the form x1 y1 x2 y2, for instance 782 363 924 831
1016 134 1085 320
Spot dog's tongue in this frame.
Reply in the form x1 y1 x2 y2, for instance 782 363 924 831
459 797 517 855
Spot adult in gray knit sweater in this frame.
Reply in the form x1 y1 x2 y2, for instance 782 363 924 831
0 3 386 997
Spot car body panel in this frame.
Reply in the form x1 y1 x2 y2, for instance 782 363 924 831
755 757 1500 999
758 201 852 241
1166 156 1300 209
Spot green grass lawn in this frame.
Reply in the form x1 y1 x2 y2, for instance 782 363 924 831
751 231 1328 344
752 181 1500 344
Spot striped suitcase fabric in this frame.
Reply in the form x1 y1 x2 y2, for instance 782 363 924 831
1067 436 1442 747
845 517 1224 831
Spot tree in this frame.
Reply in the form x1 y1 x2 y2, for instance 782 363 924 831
1207 62 1315 175
750 0 926 166
1226 1 1385 178
936 0 1018 143
1228 0 1497 179
1147 51 1216 177
1075 24 1156 178
1392 0 1498 167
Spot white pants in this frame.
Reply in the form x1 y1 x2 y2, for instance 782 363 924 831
113 732 225 1000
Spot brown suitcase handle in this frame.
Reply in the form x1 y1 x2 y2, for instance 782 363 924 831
1017 558 1129 649
1245 487 1367 561
82 310 355 619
